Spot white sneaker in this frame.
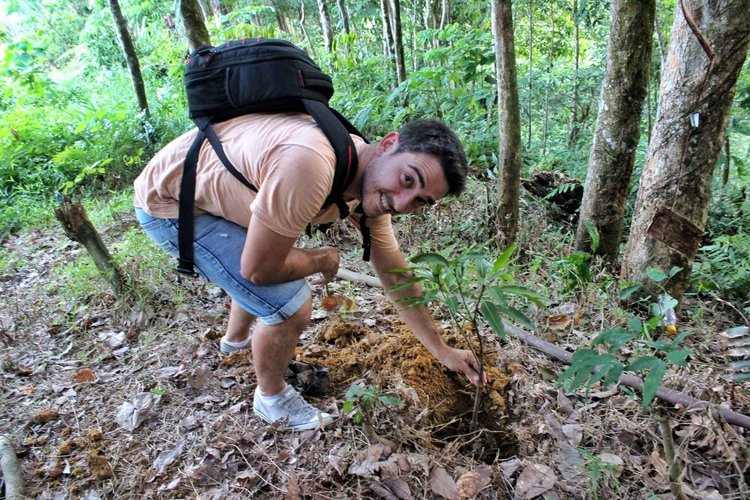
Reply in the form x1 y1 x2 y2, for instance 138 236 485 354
253 385 334 431
219 335 252 354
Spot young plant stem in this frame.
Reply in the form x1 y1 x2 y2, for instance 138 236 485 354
468 281 486 433
656 411 686 499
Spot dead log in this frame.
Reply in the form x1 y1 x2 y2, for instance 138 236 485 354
0 435 24 499
354 270 750 429
521 171 583 217
336 269 382 288
54 197 127 298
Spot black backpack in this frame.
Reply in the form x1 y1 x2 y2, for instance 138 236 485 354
177 38 370 276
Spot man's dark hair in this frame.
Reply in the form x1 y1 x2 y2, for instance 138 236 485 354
395 119 468 195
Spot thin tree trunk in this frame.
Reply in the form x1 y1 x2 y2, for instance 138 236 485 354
381 0 394 58
622 0 750 301
209 0 224 17
722 132 731 187
390 0 407 84
317 0 333 52
299 0 318 59
107 0 149 116
336 0 350 34
567 0 580 147
178 0 211 52
492 0 522 248
527 0 533 147
439 0 449 29
574 0 655 260
55 199 128 298
654 13 667 66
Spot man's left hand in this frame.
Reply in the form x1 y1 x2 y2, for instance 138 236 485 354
438 347 488 386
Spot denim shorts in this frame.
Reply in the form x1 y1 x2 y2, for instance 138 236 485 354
135 208 310 325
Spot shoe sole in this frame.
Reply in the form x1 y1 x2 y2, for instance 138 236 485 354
253 409 333 431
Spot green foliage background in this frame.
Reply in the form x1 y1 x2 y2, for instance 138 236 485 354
0 0 748 298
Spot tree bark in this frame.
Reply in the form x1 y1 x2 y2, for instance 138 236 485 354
317 0 333 52
439 0 449 29
492 0 523 248
209 0 224 18
574 0 655 260
526 0 533 147
107 0 149 116
336 0 351 34
381 0 394 58
178 0 211 53
567 0 581 147
55 198 128 298
622 0 750 301
390 0 407 84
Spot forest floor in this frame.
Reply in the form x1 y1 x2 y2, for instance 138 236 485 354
1 190 749 499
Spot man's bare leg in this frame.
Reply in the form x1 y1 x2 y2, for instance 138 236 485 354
253 296 312 396
225 300 256 343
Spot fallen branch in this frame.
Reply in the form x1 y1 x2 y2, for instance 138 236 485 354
503 322 750 430
336 269 382 288
0 435 24 499
353 270 750 430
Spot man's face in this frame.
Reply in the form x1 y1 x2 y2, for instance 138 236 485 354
360 138 450 218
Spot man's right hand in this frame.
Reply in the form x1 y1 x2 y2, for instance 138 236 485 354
311 246 339 285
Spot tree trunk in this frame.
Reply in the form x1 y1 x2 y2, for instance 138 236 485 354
622 0 750 301
567 0 580 147
107 0 149 116
178 0 211 53
209 0 224 17
317 0 333 52
390 0 407 84
381 0 394 58
299 0 318 59
55 198 128 298
722 132 731 187
492 0 523 248
336 0 350 34
574 0 655 260
439 0 449 29
526 0 533 147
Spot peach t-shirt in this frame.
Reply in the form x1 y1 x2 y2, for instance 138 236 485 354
133 113 398 254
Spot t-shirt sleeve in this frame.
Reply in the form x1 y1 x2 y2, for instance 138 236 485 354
250 143 334 238
348 212 400 255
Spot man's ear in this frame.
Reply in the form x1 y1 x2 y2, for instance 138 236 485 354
375 131 400 155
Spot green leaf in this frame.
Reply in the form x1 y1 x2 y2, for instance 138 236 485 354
493 244 516 273
666 349 691 366
592 327 635 352
342 400 354 413
378 395 402 407
496 285 547 305
667 266 683 278
619 284 641 300
585 220 600 253
345 385 365 400
411 252 450 268
646 268 668 283
627 356 659 372
495 303 533 329
479 301 506 339
642 359 667 408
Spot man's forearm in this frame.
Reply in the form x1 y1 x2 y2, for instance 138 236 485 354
245 246 337 284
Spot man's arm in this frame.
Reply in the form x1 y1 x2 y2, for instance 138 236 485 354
370 247 485 386
240 214 339 285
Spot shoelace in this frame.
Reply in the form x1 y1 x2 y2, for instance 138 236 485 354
278 390 316 418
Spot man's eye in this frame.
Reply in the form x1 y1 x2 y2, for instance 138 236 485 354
404 174 413 186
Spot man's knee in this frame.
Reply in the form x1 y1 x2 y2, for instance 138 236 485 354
286 296 312 331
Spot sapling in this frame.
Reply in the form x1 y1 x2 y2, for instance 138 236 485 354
394 245 544 431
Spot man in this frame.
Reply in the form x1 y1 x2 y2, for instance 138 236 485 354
134 113 485 431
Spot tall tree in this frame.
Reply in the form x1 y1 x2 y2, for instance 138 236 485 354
336 0 351 34
491 0 522 248
567 0 581 146
390 0 407 84
622 0 750 301
381 0 394 58
178 0 211 52
574 0 655 260
107 0 149 116
317 0 334 52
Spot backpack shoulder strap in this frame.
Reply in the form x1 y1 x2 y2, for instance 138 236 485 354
177 128 204 276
